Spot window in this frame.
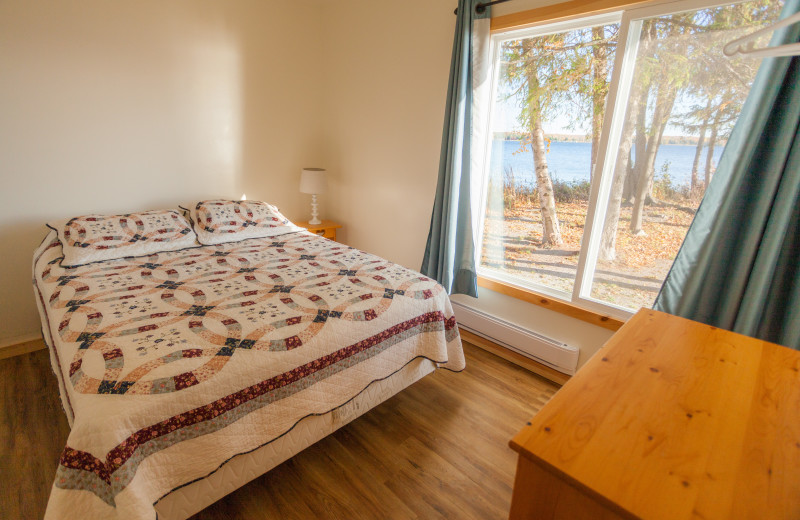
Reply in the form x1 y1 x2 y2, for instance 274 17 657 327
478 0 783 318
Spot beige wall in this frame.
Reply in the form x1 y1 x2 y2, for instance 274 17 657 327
0 0 324 346
319 0 457 269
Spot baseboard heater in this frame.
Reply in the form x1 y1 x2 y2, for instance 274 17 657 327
451 300 579 376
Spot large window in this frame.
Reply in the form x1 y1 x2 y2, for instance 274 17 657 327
478 0 782 318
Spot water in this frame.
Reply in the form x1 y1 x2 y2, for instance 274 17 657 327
490 140 725 187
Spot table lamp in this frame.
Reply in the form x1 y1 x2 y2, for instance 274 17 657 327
299 168 328 225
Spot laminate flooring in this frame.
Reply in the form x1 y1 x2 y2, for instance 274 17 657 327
0 342 558 519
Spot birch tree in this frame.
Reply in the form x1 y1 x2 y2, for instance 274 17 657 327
502 38 565 246
501 26 617 246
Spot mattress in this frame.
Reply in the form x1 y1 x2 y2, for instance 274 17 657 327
32 229 463 519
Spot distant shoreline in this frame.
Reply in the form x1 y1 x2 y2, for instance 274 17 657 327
493 132 725 147
491 138 724 186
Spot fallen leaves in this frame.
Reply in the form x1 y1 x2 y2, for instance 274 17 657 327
481 199 696 308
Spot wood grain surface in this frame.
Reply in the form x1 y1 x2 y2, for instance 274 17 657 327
0 338 46 361
0 346 71 520
477 277 625 332
491 0 653 32
0 341 558 519
511 309 800 520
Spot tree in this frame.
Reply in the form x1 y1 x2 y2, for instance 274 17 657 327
628 15 694 236
501 37 565 246
590 26 614 179
501 26 617 247
676 1 777 195
597 81 645 261
598 33 652 261
689 98 713 192
601 1 777 255
602 9 721 256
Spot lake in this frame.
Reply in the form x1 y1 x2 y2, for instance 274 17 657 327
490 140 724 187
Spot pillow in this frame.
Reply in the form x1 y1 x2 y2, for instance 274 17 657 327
48 210 198 267
186 200 303 245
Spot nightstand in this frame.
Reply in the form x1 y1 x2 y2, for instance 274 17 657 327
295 220 342 241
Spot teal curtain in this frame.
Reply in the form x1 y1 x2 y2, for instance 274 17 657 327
421 0 490 296
654 0 800 350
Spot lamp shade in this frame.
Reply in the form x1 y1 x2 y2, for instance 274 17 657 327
299 168 328 195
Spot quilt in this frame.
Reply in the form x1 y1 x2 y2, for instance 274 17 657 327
33 230 464 519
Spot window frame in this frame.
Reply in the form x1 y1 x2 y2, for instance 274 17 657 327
477 0 767 321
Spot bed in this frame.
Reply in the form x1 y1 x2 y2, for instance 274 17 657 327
32 203 464 519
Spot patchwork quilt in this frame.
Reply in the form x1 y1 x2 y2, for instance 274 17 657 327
33 230 464 519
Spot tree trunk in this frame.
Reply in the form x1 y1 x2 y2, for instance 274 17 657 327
530 115 563 247
521 47 563 248
704 108 723 189
630 85 677 235
590 27 609 180
598 22 659 261
625 86 650 203
624 147 635 202
691 98 713 192
691 126 708 192
598 81 645 261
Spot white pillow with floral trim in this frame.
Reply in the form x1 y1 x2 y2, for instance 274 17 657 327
48 210 198 267
186 200 303 245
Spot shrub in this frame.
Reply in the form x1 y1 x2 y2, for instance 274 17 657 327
492 169 592 207
652 161 693 202
552 178 592 203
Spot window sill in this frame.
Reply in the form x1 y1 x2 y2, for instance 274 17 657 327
477 276 626 332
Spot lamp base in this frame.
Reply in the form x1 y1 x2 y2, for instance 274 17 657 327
309 194 321 225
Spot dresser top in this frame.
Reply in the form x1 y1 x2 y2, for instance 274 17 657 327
511 309 800 520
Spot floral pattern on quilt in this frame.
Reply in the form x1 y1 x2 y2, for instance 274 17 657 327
190 200 301 245
33 231 463 518
41 233 448 396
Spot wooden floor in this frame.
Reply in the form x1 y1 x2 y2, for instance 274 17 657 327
0 342 558 519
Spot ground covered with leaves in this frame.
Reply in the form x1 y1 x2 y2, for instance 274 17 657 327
480 199 696 311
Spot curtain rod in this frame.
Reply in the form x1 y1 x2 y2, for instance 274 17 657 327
454 0 514 15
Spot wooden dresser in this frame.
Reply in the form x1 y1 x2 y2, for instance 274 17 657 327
509 309 800 520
